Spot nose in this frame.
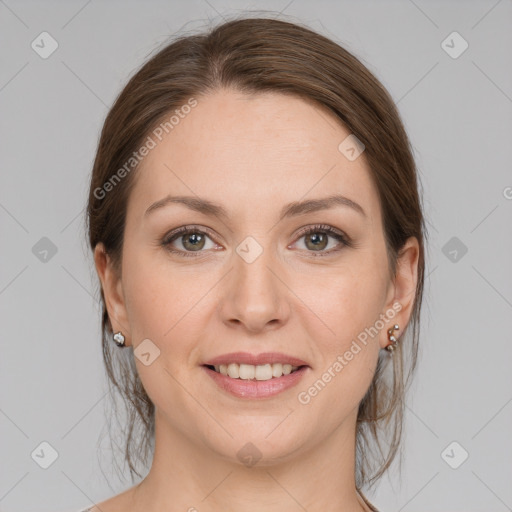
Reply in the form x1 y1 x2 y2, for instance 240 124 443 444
219 246 291 334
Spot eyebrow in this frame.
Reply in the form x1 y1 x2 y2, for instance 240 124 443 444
144 194 366 221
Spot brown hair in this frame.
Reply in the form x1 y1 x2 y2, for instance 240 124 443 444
86 14 426 494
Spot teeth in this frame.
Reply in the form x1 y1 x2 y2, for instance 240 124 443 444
212 363 300 380
272 363 283 377
227 363 239 378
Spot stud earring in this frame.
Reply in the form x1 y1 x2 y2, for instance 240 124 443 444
113 331 126 347
385 324 399 353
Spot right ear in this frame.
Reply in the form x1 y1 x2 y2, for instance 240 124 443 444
94 243 131 346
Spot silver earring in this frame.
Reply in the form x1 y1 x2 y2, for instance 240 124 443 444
385 324 399 353
113 331 125 347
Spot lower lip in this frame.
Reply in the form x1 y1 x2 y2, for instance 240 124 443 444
202 365 309 399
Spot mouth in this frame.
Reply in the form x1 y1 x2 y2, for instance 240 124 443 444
201 361 310 399
204 362 305 381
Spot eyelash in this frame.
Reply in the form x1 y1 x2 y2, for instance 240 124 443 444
161 224 352 259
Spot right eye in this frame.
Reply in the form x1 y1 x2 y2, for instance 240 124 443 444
162 225 221 257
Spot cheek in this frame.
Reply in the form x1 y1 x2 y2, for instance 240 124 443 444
295 267 386 419
122 246 217 351
122 244 179 340
120 250 207 409
297 258 388 344
294 254 388 407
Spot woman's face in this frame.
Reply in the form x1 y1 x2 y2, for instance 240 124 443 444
97 88 417 465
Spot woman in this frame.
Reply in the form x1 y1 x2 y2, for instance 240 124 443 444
83 15 425 512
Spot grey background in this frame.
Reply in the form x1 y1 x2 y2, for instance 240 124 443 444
1 1 511 511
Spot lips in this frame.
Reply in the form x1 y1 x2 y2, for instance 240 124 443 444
203 351 310 367
201 351 310 399
202 364 309 399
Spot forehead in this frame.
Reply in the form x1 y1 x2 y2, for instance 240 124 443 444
129 88 380 225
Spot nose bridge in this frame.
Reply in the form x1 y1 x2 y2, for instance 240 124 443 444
220 235 289 331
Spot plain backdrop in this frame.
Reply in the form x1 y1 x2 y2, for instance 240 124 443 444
1 1 511 511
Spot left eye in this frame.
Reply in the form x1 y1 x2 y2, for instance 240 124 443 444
293 227 347 253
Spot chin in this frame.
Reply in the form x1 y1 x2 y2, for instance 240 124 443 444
202 425 307 468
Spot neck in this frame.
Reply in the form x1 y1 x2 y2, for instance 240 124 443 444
129 407 370 512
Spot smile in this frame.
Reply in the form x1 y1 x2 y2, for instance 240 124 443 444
202 364 309 399
207 363 301 380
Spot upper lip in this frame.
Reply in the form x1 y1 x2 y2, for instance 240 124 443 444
203 352 309 367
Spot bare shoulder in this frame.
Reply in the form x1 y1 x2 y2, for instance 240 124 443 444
81 485 138 512
80 497 127 512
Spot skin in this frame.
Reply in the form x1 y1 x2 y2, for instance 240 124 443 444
93 88 419 512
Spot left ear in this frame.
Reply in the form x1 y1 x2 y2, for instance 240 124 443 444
380 236 420 349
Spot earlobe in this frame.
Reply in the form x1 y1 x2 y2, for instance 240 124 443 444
93 243 131 345
381 236 420 349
